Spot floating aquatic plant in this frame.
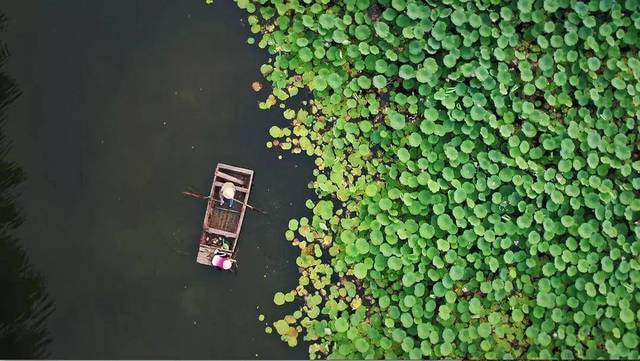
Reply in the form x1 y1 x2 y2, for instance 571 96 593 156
225 0 640 359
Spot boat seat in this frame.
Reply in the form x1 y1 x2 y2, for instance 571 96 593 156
218 163 253 174
213 181 248 193
204 226 237 239
215 171 244 185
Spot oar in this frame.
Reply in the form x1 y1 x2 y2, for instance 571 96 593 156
231 198 269 215
181 191 268 215
182 191 209 200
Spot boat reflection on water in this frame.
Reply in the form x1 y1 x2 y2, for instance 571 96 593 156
0 13 53 359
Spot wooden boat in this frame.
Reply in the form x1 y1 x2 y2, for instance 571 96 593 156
196 163 254 268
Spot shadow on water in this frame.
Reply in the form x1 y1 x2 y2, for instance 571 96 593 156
0 14 53 359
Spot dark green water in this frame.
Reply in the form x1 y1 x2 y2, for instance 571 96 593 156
1 1 311 358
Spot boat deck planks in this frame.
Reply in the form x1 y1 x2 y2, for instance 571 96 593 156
196 163 254 268
209 207 241 233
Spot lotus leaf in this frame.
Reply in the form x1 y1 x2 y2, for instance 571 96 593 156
235 0 640 357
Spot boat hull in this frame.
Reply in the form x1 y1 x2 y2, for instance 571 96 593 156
196 163 254 268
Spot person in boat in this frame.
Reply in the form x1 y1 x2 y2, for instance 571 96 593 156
219 182 236 208
212 251 235 270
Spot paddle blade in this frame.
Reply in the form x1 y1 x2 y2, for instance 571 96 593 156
248 205 268 215
182 191 209 200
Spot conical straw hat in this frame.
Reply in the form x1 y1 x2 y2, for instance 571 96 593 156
222 259 233 270
221 182 236 199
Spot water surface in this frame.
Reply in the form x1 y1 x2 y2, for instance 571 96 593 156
2 1 311 358
0 14 52 358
